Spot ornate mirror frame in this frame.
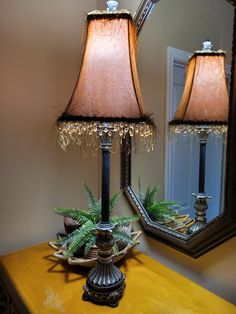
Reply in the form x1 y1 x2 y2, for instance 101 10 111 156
121 0 236 257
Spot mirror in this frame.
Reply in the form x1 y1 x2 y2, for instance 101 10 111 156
121 0 236 256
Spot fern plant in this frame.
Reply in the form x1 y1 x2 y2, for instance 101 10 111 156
54 183 139 258
139 179 181 226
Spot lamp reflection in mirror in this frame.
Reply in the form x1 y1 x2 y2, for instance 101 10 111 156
169 40 229 234
56 3 155 307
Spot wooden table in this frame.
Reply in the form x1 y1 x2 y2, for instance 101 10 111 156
0 242 235 313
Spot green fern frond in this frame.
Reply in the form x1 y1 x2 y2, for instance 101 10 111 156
138 177 147 204
111 215 139 226
149 210 179 223
83 183 101 215
139 192 145 205
65 220 95 257
143 185 159 209
157 200 180 207
112 230 135 246
54 183 141 258
109 190 123 213
57 227 82 246
112 243 120 256
148 203 177 213
54 208 94 224
93 199 102 217
83 234 97 256
139 180 181 225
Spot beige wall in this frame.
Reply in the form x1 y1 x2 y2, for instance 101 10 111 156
0 0 99 253
0 0 235 306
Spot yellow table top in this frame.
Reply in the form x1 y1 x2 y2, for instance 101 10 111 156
0 242 235 314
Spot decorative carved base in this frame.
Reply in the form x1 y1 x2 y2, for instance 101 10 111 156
187 220 206 234
82 221 126 307
83 275 125 307
188 193 211 234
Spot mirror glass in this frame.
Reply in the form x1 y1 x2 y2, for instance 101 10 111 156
131 0 234 236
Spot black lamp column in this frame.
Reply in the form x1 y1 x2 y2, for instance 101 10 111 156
83 123 125 307
188 130 211 234
101 141 111 223
198 131 208 193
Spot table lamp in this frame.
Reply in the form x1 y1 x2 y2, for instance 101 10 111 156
169 40 229 234
56 1 155 307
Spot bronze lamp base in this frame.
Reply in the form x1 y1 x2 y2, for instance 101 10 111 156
82 222 125 307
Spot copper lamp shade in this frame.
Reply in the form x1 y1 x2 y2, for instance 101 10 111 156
64 14 144 119
170 49 229 135
57 10 155 151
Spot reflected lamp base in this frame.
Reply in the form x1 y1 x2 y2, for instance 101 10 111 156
188 193 211 234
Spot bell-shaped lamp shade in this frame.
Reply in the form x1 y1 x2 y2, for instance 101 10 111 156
65 13 144 119
57 10 155 151
170 50 229 135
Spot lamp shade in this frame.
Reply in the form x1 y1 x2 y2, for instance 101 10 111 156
57 10 155 151
63 12 144 120
170 49 229 134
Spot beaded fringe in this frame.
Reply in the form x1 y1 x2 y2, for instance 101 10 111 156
169 124 227 136
57 121 156 153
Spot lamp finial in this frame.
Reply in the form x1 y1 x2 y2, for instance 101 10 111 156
107 0 119 11
202 39 213 52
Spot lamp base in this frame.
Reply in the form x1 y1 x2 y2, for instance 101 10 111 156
188 193 211 234
187 220 206 234
83 266 125 307
82 222 125 307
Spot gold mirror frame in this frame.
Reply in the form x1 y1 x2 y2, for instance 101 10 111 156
121 0 236 257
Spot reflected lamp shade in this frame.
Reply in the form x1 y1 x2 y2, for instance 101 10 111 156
57 10 155 151
169 49 229 135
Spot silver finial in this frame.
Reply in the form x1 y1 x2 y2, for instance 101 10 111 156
202 39 213 52
107 0 119 11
